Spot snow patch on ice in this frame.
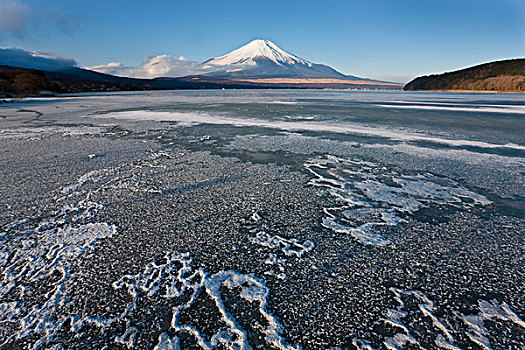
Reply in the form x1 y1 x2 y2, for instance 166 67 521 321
305 156 491 246
113 251 300 350
0 125 107 140
461 299 525 350
377 103 525 114
246 213 314 281
251 231 314 258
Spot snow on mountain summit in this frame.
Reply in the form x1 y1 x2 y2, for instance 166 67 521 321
200 39 353 79
203 39 312 67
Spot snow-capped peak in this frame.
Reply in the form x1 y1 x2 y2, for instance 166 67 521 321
199 38 349 79
203 39 312 67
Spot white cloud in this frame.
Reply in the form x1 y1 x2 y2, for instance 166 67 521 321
87 55 203 78
0 0 32 39
84 61 128 75
128 54 202 78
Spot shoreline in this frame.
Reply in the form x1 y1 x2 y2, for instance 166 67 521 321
2 87 405 100
4 87 524 101
403 89 525 94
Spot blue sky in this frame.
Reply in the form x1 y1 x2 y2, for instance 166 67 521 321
0 0 524 82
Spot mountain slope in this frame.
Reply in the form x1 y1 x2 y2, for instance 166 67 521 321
201 39 358 79
404 58 525 92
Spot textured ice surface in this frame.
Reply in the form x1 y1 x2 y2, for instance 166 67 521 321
0 146 300 349
0 168 118 348
355 288 525 350
0 149 185 347
2 90 524 349
106 110 525 151
461 299 525 350
113 251 300 350
305 156 491 245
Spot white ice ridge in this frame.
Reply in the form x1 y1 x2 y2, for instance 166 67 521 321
113 251 300 350
247 213 314 281
354 288 525 350
304 155 491 246
251 231 314 257
353 288 460 350
377 102 525 114
461 299 525 350
383 288 460 350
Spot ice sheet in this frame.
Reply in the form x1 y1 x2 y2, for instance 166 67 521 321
103 110 525 151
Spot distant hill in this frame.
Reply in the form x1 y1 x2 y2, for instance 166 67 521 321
0 65 158 96
404 59 525 92
0 66 282 97
0 65 401 97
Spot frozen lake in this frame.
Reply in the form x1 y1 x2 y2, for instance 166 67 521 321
1 90 524 349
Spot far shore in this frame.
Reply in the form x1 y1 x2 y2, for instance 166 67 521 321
404 89 524 94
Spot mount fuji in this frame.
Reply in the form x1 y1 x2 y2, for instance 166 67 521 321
200 39 360 80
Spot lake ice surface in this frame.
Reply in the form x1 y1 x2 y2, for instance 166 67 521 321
1 90 524 349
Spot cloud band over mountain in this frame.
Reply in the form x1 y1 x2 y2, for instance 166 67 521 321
0 47 76 70
85 55 203 78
